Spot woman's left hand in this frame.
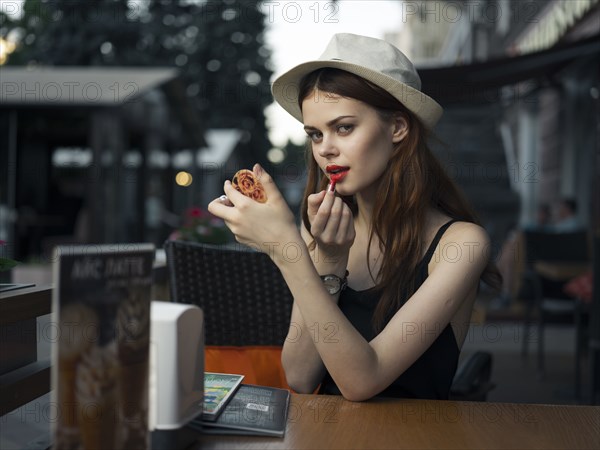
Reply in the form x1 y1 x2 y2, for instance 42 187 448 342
207 164 301 261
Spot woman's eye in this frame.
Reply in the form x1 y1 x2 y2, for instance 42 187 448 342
337 124 353 134
307 131 322 142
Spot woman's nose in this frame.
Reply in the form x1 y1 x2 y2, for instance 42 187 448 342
317 135 339 158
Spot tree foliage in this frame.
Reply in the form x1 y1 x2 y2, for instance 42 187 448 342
2 0 274 165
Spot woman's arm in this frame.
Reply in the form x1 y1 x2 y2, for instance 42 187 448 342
281 302 327 392
280 223 347 393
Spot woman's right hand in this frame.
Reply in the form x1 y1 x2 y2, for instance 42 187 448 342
305 189 355 274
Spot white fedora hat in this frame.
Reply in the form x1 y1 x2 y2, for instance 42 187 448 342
272 33 443 129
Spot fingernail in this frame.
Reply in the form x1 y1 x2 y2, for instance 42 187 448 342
254 163 264 177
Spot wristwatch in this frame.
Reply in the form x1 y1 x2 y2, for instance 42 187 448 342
320 271 349 295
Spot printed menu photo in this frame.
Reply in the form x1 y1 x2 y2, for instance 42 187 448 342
202 372 245 421
51 244 155 450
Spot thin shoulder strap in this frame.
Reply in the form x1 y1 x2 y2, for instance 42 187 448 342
422 219 460 265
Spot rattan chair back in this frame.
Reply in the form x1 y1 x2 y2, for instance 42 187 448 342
165 240 293 346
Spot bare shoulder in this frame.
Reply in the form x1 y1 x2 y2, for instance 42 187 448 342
443 221 490 247
430 221 491 272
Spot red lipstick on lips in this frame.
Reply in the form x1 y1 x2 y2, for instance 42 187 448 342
326 165 349 192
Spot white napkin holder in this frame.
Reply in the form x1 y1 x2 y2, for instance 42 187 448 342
149 301 204 431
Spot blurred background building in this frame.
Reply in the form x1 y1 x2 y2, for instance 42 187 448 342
390 0 599 244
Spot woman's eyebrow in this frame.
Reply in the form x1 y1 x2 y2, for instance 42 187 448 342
304 115 356 131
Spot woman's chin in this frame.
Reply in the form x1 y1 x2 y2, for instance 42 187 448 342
335 186 352 196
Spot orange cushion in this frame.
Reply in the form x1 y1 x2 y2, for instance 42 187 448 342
205 346 290 389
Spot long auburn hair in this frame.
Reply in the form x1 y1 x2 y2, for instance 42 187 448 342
298 69 501 332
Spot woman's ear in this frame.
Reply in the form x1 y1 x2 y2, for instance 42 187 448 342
391 114 409 143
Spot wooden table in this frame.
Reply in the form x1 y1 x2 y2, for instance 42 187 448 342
0 284 53 325
194 394 600 449
0 285 53 416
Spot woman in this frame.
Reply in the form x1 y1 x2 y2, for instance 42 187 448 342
209 33 500 401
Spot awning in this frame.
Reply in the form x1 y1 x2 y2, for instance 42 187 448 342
0 66 178 106
419 33 600 104
0 66 207 147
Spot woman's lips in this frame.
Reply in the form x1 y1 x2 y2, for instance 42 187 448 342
326 165 349 179
326 167 349 192
329 170 348 184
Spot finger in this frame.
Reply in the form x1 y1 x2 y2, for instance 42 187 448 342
307 190 327 217
253 163 283 201
208 196 237 221
324 196 345 235
223 180 249 206
311 190 338 236
338 203 355 243
320 189 336 209
218 195 234 207
310 190 335 235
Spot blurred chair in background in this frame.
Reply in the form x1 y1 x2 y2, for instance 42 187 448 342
165 240 293 388
449 351 495 402
520 230 591 379
563 270 594 400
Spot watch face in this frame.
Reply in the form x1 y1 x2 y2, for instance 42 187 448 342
322 275 341 295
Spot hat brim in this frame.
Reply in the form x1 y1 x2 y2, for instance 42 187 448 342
272 60 443 130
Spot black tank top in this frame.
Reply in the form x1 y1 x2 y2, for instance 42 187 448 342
319 220 460 399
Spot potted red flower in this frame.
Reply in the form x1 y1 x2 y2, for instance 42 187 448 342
169 207 233 245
